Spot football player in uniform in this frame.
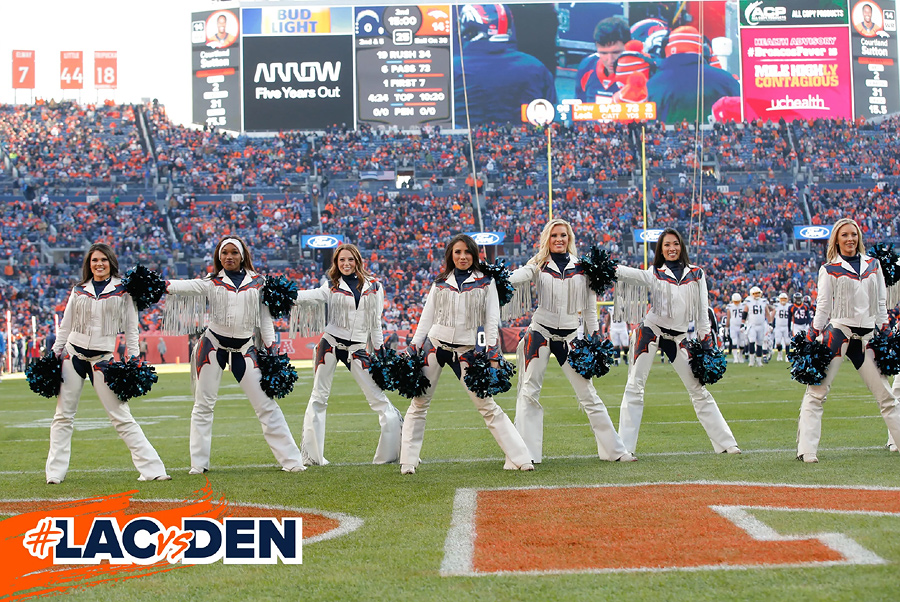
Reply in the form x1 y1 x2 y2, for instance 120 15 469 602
772 292 791 361
744 286 769 367
725 293 744 363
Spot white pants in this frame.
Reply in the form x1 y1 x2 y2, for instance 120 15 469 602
798 330 900 458
728 327 743 351
791 324 810 337
609 329 629 349
515 327 628 462
302 335 403 465
191 333 303 472
747 324 766 350
46 346 168 482
773 327 790 350
400 340 532 469
618 326 738 454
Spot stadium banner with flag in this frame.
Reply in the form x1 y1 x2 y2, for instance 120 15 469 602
12 50 35 89
794 225 833 239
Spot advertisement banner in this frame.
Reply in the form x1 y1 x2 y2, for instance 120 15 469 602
739 0 850 27
355 5 453 128
241 6 354 35
301 234 345 248
793 224 833 239
633 228 665 243
94 51 117 90
59 51 83 90
242 34 355 131
191 9 242 130
740 26 853 121
11 50 35 89
850 0 900 119
465 231 506 245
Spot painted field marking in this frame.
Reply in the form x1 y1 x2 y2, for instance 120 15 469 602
441 481 900 576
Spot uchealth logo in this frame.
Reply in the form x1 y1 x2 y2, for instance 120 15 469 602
800 226 831 239
0 483 361 599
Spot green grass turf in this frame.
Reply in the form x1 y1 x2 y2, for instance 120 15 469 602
2 358 899 601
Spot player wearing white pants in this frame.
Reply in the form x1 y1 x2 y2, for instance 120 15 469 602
772 293 791 361
614 228 740 455
293 244 402 466
609 320 630 365
400 235 533 474
166 236 304 474
725 293 744 363
506 220 633 463
744 288 769 366
47 243 169 484
797 218 900 463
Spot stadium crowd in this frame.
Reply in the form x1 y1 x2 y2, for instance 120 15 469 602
2 100 900 366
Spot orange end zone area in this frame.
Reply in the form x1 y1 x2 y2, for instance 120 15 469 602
445 483 900 575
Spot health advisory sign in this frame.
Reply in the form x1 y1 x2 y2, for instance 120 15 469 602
355 5 453 128
740 26 853 121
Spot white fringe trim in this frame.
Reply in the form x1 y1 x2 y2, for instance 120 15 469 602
888 282 900 310
71 295 125 337
613 280 649 324
501 280 532 321
434 285 486 330
289 301 327 338
163 295 208 335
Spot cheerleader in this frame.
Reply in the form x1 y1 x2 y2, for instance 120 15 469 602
165 236 305 474
47 243 169 484
291 243 403 466
798 218 900 463
399 234 534 474
615 228 740 455
508 219 635 463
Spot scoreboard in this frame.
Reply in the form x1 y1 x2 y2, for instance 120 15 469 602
355 6 453 127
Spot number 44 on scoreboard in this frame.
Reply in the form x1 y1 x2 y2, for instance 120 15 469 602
60 51 83 90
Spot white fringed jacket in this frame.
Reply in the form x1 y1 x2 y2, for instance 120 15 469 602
508 257 598 332
614 263 712 338
165 270 276 347
812 254 887 332
53 277 139 356
412 270 499 348
292 277 385 347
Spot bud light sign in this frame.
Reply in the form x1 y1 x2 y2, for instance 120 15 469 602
794 225 833 240
633 229 664 243
466 232 505 245
302 235 344 248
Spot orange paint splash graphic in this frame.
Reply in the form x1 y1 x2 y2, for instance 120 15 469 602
0 482 228 600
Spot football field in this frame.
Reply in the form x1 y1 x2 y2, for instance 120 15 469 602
2 359 899 601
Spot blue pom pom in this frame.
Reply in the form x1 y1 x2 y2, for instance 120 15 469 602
262 275 299 319
25 354 62 398
369 346 400 392
685 339 727 386
567 333 616 379
103 358 159 402
393 351 431 399
463 350 516 398
788 332 834 385
869 328 900 376
577 245 618 296
479 259 515 307
868 243 900 287
257 351 298 399
121 265 166 311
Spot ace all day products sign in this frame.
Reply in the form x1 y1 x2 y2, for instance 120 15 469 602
740 27 853 120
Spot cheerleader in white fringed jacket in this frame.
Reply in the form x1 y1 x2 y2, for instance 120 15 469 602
47 243 170 484
165 236 305 474
614 228 741 455
399 234 534 474
291 243 403 466
506 219 635 464
797 218 900 463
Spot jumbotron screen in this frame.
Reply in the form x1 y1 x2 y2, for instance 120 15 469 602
191 0 900 131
